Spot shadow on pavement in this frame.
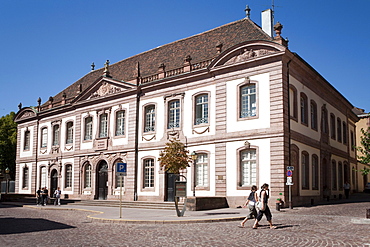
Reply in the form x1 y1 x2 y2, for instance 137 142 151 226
0 217 75 235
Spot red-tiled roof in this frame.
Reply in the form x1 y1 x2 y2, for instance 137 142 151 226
48 18 272 107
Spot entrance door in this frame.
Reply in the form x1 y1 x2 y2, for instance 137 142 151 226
50 169 58 198
97 161 108 200
165 173 176 202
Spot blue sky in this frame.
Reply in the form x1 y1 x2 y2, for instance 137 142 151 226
0 0 369 117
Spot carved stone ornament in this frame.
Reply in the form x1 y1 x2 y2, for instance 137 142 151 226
19 111 36 120
88 82 124 100
224 48 276 65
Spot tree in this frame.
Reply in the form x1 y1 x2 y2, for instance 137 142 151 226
158 138 192 174
355 127 370 187
0 112 17 179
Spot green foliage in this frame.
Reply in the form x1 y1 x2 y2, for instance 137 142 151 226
158 138 192 174
0 112 17 177
354 127 370 176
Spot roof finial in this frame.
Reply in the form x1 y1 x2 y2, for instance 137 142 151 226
91 62 95 71
245 5 251 19
103 60 111 77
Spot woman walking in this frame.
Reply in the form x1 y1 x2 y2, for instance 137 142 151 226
253 183 276 229
239 185 258 228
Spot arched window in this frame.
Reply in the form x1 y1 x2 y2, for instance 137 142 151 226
168 100 180 129
115 110 125 136
144 105 156 132
332 160 337 190
84 117 93 141
300 93 308 125
41 127 48 148
195 153 209 187
342 122 347 145
310 100 318 130
53 125 60 146
240 149 257 186
289 85 298 120
40 166 47 188
143 158 155 188
65 165 73 188
84 164 92 188
22 166 29 189
240 84 256 118
24 130 30 151
330 114 336 140
301 152 309 190
194 94 209 125
66 122 74 144
312 154 319 190
99 113 108 138
337 118 342 143
338 162 343 190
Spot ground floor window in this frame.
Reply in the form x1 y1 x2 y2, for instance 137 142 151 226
195 153 209 187
143 159 154 188
240 149 256 186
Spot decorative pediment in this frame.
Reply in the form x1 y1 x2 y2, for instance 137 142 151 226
224 48 276 65
14 107 37 123
87 81 128 100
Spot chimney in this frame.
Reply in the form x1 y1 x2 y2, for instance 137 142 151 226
261 9 273 37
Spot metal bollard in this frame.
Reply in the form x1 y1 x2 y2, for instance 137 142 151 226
276 202 281 211
366 209 370 219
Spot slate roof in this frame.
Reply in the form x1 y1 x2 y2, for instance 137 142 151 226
48 18 273 108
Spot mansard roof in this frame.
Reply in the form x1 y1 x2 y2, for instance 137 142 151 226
45 18 273 109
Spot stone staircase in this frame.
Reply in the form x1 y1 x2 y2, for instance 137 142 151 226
66 200 184 210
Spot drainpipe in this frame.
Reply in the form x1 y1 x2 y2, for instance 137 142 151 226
286 58 292 209
134 85 142 201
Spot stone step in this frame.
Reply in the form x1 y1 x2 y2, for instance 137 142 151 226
68 200 184 210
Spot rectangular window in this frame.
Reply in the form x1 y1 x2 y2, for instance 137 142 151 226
53 125 60 146
144 105 155 132
99 114 108 138
65 165 73 188
84 117 93 141
196 154 208 187
302 152 309 190
350 131 355 151
144 159 154 188
115 110 125 136
41 128 48 148
40 167 47 188
66 122 74 144
168 100 180 129
312 155 319 190
24 130 30 151
240 84 256 118
240 149 257 186
300 94 308 125
195 94 208 125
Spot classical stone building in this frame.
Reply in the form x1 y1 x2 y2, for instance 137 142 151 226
14 9 358 207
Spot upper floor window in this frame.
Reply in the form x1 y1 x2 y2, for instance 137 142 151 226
65 164 73 188
289 86 298 120
240 84 256 118
24 130 30 151
321 107 328 134
99 113 108 138
301 151 309 190
300 93 308 125
66 122 74 144
144 105 155 132
312 154 319 190
240 149 257 187
310 100 318 130
84 117 93 141
342 122 347 145
350 131 355 151
115 110 125 136
41 127 48 148
195 94 208 125
330 114 336 140
52 125 60 146
337 118 342 143
168 100 180 129
143 158 155 188
195 153 209 187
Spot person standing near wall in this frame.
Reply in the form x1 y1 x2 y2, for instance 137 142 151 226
53 187 61 206
252 183 276 229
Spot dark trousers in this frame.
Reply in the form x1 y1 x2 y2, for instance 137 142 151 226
256 205 272 221
344 189 350 199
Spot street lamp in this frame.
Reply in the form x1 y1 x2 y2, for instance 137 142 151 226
190 151 197 197
5 167 9 194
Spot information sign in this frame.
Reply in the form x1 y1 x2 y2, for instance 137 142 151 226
116 163 127 176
